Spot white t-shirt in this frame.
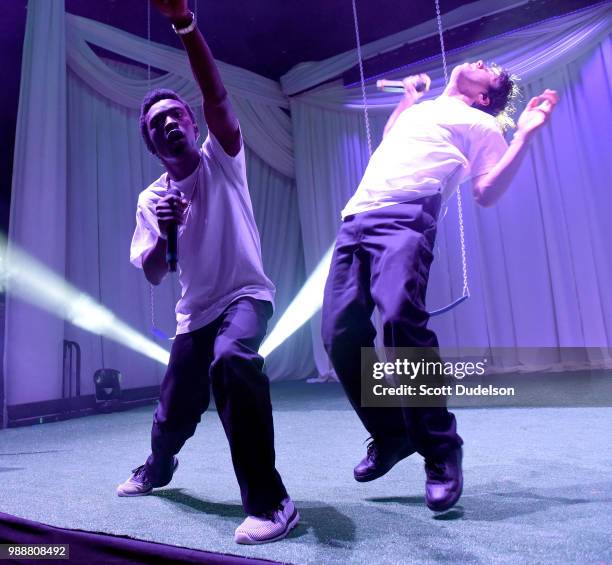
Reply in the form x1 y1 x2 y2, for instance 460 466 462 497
130 133 275 335
341 96 508 219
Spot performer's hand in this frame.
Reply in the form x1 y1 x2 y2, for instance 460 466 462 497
151 0 190 22
401 73 430 104
516 89 558 138
155 193 188 237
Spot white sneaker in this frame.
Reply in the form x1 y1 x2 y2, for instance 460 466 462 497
234 497 299 545
116 457 178 497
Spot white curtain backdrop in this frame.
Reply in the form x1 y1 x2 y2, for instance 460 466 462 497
6 0 611 410
289 3 612 375
5 0 68 408
66 12 294 178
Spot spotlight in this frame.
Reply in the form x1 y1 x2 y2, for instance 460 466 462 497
0 233 170 366
94 369 122 412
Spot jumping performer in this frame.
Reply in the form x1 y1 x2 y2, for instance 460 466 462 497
322 61 557 511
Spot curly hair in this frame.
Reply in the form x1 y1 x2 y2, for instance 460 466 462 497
139 88 196 154
473 65 522 131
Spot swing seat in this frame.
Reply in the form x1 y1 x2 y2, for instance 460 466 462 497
428 293 469 317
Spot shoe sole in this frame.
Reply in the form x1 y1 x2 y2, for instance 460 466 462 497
117 488 153 497
234 508 300 545
116 458 179 497
353 449 414 483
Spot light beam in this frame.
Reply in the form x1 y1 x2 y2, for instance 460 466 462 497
260 243 334 357
0 234 170 366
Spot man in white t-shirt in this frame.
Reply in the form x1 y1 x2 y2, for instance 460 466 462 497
322 60 558 512
116 0 298 545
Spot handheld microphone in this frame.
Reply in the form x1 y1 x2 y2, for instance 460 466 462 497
376 75 431 94
166 187 181 273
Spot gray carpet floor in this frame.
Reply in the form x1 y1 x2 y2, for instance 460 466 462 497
0 382 610 565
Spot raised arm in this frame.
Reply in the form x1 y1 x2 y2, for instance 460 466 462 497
152 0 241 156
473 89 558 207
383 74 429 138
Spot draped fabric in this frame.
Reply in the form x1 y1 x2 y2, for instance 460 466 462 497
289 2 611 108
65 13 294 178
6 1 612 409
280 0 533 96
5 0 68 406
289 3 612 375
245 151 314 381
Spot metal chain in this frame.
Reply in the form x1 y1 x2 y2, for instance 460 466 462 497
351 0 373 157
146 0 158 333
150 283 157 334
434 0 449 85
435 0 469 298
146 0 151 85
455 182 470 297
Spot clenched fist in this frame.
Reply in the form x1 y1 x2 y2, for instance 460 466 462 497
155 192 188 238
401 73 431 103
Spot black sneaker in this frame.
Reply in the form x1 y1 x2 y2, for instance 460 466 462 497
425 447 463 511
354 436 415 482
116 457 179 497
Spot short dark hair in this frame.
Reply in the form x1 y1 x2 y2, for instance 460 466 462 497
473 65 521 131
139 88 196 154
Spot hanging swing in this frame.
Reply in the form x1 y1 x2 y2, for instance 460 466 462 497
350 0 469 317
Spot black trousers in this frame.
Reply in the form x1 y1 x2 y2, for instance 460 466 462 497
322 196 463 459
146 297 287 516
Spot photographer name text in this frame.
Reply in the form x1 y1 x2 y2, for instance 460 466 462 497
372 384 515 397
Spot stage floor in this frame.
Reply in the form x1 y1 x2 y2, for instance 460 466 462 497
0 382 610 564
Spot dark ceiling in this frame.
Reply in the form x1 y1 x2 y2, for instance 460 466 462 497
62 0 479 80
0 0 601 229
63 0 600 81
